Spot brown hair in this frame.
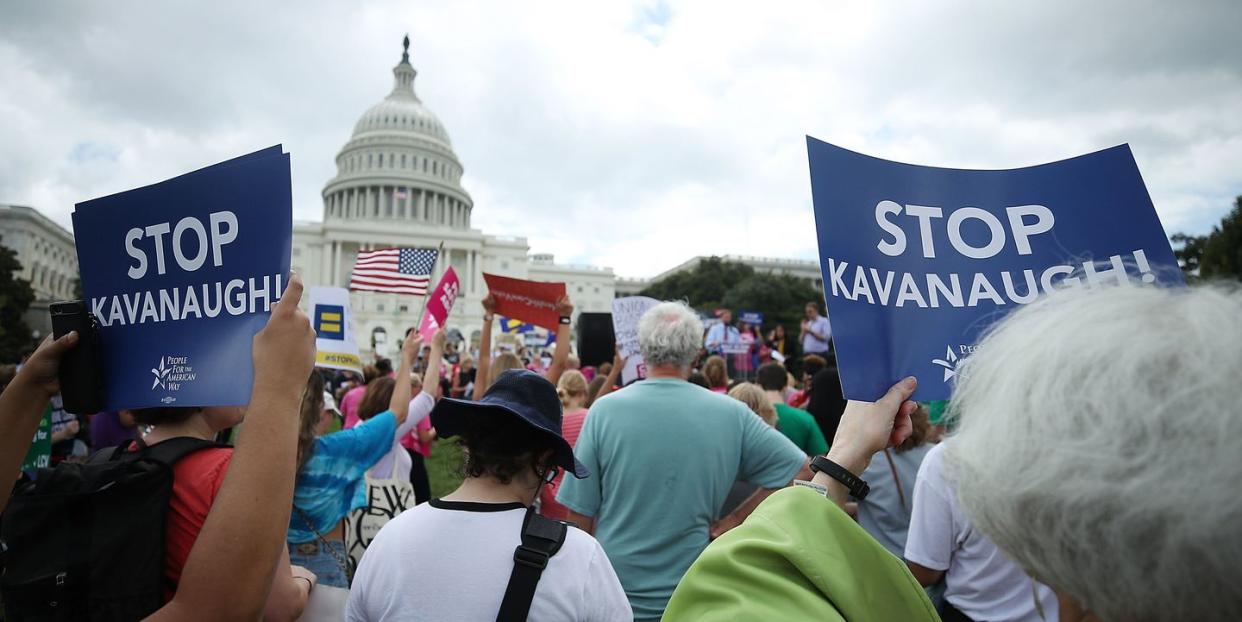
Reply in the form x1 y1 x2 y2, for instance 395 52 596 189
557 370 588 408
361 365 380 384
585 375 608 408
296 372 325 473
895 403 932 452
458 409 560 485
358 376 396 421
703 355 728 389
728 383 777 427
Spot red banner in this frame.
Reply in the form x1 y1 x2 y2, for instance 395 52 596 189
418 267 460 340
483 273 566 330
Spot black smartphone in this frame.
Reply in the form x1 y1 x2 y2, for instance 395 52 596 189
48 300 105 414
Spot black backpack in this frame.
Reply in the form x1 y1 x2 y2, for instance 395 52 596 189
1 437 227 621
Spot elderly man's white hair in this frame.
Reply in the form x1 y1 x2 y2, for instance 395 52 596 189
638 301 704 370
949 284 1242 622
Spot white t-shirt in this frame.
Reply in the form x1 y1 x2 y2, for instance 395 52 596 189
905 443 1059 622
367 392 435 481
346 499 632 622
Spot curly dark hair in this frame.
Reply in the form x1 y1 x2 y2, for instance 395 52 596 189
457 410 560 485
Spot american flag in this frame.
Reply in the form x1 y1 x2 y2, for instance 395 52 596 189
349 248 438 295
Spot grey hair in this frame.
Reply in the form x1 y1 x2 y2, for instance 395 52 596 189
947 284 1242 622
638 301 704 370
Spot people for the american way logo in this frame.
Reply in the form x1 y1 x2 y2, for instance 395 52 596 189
931 346 959 382
151 357 171 389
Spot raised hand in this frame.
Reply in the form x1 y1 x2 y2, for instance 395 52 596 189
402 330 424 364
252 274 315 401
481 293 497 315
555 295 574 318
13 332 79 399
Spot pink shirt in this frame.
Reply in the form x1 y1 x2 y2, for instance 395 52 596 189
539 407 589 521
341 385 367 430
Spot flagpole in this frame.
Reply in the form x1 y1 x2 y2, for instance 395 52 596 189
413 241 446 333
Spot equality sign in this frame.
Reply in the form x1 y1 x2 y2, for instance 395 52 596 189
418 267 460 341
311 286 363 374
806 138 1182 401
612 296 658 385
73 146 292 409
483 273 566 330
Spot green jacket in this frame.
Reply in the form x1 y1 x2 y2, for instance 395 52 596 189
664 486 939 621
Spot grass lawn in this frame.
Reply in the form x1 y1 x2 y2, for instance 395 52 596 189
426 437 466 499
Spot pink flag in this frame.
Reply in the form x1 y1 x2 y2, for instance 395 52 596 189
418 267 460 340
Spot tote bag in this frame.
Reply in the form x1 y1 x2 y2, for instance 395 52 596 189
343 470 415 568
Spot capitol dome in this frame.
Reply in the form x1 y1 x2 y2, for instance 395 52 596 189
322 35 473 230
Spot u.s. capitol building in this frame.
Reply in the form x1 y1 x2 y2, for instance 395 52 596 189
291 38 616 356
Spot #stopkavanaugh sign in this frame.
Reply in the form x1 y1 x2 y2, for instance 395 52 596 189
482 273 566 331
806 138 1182 401
418 267 461 341
612 296 659 385
311 286 363 374
73 146 292 409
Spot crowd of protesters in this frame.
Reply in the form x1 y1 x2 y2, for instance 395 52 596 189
0 274 1239 621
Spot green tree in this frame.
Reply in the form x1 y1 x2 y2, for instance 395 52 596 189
0 245 35 363
1199 196 1242 280
638 257 755 309
1170 232 1207 277
721 273 822 341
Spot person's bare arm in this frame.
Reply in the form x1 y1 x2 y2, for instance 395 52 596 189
146 275 316 621
262 548 315 621
389 330 422 427
566 509 595 535
595 347 627 401
473 294 496 401
0 332 78 514
906 561 945 587
422 330 446 395
546 296 574 385
709 458 814 538
814 377 918 509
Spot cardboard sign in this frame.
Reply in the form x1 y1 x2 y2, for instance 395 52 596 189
311 286 363 373
73 146 292 409
611 296 659 385
482 273 566 330
418 267 460 341
807 138 1182 401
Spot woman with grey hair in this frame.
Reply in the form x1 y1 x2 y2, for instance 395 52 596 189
664 284 1242 621
948 284 1242 622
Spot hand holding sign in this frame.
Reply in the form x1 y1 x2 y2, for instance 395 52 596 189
16 333 81 400
252 273 315 400
401 330 424 367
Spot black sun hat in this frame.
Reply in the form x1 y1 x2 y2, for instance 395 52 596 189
430 369 589 478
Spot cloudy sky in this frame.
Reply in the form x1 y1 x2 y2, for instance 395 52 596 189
2 1 1239 277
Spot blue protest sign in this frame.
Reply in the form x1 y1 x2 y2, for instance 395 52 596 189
738 310 764 325
72 146 292 409
806 138 1182 401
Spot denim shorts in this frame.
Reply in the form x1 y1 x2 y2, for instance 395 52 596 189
288 538 350 588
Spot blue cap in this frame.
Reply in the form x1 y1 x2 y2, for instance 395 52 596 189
431 369 589 478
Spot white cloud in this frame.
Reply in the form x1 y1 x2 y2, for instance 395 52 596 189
1 0 1239 278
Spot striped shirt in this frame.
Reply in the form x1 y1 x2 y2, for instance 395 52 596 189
288 412 397 543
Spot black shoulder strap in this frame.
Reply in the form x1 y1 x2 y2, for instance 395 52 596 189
139 437 229 466
496 507 568 622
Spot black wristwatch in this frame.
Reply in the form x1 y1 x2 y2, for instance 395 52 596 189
558 315 572 325
809 455 870 501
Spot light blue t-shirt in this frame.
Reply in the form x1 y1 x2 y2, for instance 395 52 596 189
557 377 806 620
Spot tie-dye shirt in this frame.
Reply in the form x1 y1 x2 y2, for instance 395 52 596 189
288 411 396 543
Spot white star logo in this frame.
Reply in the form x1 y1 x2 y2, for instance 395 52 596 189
151 357 171 390
931 346 958 382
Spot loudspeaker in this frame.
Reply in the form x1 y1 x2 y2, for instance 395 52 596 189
576 312 615 369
